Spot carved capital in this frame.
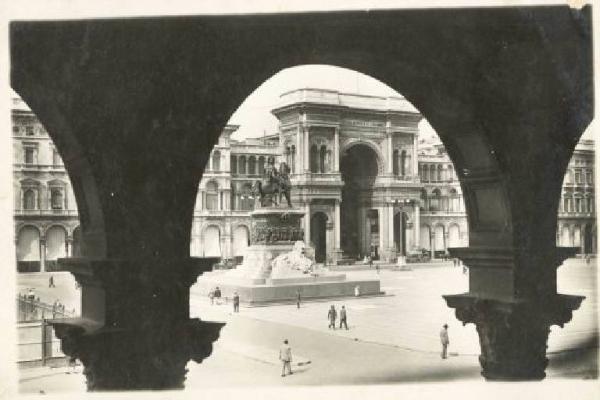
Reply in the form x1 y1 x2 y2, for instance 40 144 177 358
443 294 584 380
52 318 224 390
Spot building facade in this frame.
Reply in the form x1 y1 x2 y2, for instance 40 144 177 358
12 96 80 272
12 90 597 271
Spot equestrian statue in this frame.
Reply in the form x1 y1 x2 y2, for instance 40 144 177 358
252 156 293 207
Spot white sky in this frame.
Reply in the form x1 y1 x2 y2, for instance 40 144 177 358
228 64 593 142
228 64 439 140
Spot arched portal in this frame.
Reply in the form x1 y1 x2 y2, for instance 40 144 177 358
584 224 594 254
46 225 67 261
232 225 250 260
17 226 40 272
340 143 380 258
448 224 460 248
434 225 445 253
310 212 328 263
202 226 221 257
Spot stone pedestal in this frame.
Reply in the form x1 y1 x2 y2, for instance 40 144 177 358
52 257 224 391
197 207 382 303
443 246 584 380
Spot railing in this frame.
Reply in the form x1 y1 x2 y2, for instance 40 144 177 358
17 295 76 322
14 209 78 216
13 163 65 171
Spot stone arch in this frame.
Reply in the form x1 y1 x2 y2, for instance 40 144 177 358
10 9 592 385
340 139 385 175
448 223 461 248
232 224 250 259
201 224 222 257
46 225 68 262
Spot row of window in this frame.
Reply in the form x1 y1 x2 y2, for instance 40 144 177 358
20 145 62 166
561 196 594 214
230 154 268 175
21 188 67 210
13 124 41 136
564 169 594 185
419 163 456 182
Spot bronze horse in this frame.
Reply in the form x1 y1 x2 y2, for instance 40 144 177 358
253 162 292 207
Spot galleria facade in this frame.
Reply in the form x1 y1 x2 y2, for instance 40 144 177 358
12 89 597 270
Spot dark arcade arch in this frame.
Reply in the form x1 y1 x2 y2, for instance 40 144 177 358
310 212 328 263
340 143 380 257
9 5 592 389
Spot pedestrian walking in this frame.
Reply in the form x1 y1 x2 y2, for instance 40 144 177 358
296 289 301 309
327 305 337 330
339 305 348 330
214 287 222 305
49 275 55 288
354 285 360 297
375 263 380 274
368 254 373 269
209 288 215 305
233 292 240 312
279 339 293 377
440 324 450 359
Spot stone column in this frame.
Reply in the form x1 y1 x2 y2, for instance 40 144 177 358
378 207 386 259
388 204 395 254
414 202 420 248
296 126 303 173
52 258 224 390
304 203 311 247
444 247 584 380
412 134 418 182
66 239 72 257
40 239 46 272
386 133 393 174
333 127 340 172
334 200 341 249
303 127 310 173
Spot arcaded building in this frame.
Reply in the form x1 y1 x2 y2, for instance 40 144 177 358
12 90 597 270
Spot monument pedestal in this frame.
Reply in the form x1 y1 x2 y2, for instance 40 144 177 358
196 207 382 304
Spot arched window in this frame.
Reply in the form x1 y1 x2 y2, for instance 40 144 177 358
310 145 319 173
205 181 218 211
51 189 64 210
258 156 265 175
575 196 582 213
212 150 221 171
248 156 256 175
437 165 443 181
23 189 36 210
421 164 428 182
400 150 407 176
429 164 436 182
239 156 246 174
319 145 327 173
448 188 458 211
230 155 238 174
393 149 399 175
587 196 594 213
448 165 454 181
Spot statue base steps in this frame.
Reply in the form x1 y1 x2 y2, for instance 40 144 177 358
194 276 382 304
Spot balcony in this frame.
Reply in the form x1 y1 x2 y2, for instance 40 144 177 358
14 163 65 171
14 209 78 217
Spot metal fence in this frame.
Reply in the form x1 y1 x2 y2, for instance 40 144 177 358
16 296 76 365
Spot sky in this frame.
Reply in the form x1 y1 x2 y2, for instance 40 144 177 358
227 64 439 141
227 64 594 143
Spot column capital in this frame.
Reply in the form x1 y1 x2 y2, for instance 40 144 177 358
443 293 584 380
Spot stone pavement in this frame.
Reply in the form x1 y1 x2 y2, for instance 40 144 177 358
16 258 598 393
191 259 598 356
